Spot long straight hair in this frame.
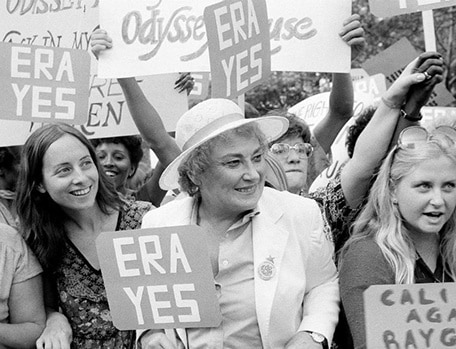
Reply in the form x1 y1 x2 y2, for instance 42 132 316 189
340 132 456 284
15 123 122 271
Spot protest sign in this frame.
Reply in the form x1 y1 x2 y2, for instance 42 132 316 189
351 68 370 82
204 0 271 99
421 106 456 126
0 4 188 146
353 74 387 104
362 37 455 107
0 74 187 146
288 92 330 128
189 72 210 101
364 283 456 349
96 225 222 330
97 0 351 78
0 42 90 124
369 0 456 18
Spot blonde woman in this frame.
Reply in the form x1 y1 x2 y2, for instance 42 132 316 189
339 125 456 348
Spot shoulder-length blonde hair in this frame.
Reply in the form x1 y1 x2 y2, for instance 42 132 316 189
340 130 456 284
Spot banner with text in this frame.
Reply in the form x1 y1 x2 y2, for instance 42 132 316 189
421 106 456 126
369 0 456 18
189 72 211 101
0 4 188 146
364 283 456 349
96 225 222 330
0 74 187 146
0 42 90 124
204 0 271 99
97 0 351 78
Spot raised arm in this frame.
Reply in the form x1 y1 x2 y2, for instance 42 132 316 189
341 52 444 208
313 14 365 153
90 29 182 169
115 77 181 168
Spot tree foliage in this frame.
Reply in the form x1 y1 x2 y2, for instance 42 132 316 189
246 0 456 113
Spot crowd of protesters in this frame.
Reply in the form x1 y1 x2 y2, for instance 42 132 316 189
0 9 455 349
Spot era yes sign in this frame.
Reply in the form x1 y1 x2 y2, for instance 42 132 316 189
204 0 271 99
0 42 90 124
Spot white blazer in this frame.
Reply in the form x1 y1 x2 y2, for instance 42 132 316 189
139 187 339 348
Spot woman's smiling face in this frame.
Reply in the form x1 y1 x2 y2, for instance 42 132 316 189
197 133 266 219
96 142 134 192
39 134 99 213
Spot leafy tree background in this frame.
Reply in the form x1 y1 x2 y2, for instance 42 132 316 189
245 0 456 114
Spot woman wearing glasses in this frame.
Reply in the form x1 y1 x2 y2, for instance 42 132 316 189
269 114 315 195
338 123 456 348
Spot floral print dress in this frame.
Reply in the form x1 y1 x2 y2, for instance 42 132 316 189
55 200 152 349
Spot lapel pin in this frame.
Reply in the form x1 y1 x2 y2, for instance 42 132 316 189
258 255 276 281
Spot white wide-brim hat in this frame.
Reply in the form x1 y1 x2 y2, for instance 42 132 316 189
159 98 289 190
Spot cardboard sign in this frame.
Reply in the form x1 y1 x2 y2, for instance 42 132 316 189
96 225 222 330
362 38 455 107
353 74 387 103
351 68 370 82
0 73 188 146
204 0 271 99
0 42 90 124
0 4 188 146
369 0 456 18
189 72 211 101
421 106 456 126
97 0 351 78
364 283 456 349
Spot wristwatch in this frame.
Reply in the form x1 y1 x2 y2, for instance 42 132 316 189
304 331 328 348
400 108 422 122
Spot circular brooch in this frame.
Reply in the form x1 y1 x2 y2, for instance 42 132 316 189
258 256 276 281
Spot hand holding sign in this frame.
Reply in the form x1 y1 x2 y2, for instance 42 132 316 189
96 226 221 330
338 14 365 61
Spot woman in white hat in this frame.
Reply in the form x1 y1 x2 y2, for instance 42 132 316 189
138 98 339 349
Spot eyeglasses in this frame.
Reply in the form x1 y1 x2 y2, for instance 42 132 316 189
397 125 456 150
270 142 313 158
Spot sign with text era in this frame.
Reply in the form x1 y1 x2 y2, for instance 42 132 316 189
0 42 90 124
97 0 351 78
364 283 456 349
204 0 271 99
96 225 222 330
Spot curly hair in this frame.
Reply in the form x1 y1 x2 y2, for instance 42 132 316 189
265 109 311 144
345 106 376 159
0 147 18 171
178 123 268 196
91 136 144 169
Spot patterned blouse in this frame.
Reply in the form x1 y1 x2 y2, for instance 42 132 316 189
309 168 363 255
55 200 152 349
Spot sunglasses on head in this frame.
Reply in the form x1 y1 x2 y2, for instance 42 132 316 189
270 142 314 159
397 126 456 150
